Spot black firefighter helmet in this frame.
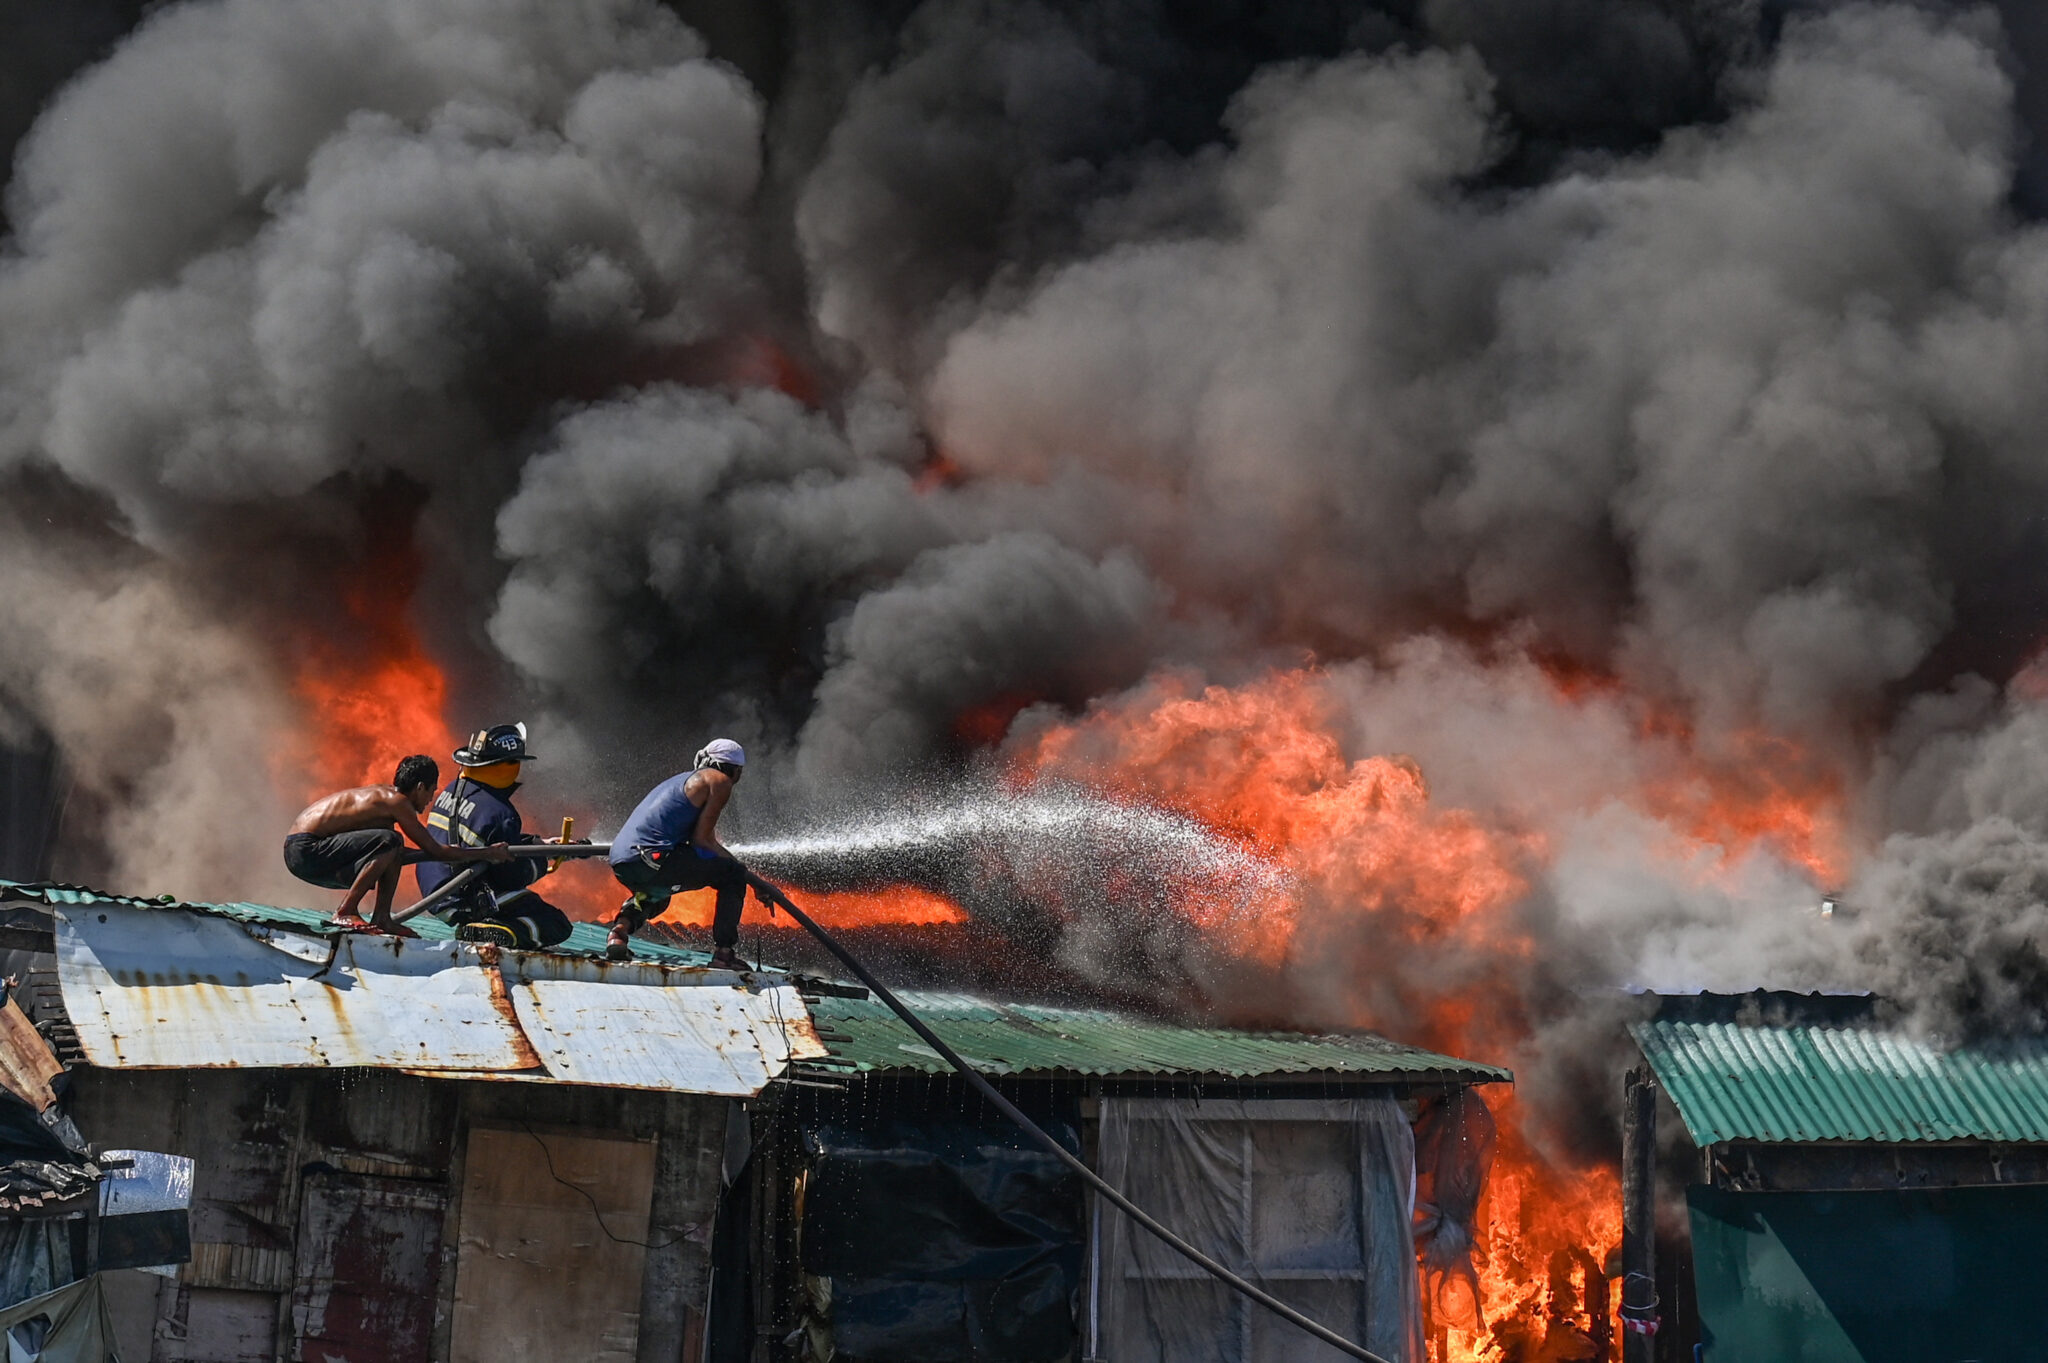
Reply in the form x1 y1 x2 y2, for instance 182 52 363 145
452 722 537 767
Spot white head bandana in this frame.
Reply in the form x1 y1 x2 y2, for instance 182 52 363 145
695 738 746 770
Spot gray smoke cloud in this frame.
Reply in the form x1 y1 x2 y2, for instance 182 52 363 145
0 512 296 898
933 5 2026 748
7 0 2048 1089
1 0 759 543
912 2 2048 1062
0 0 770 886
0 1 142 235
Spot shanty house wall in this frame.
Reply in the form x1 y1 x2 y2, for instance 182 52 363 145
65 1066 731 1363
748 1073 1472 1363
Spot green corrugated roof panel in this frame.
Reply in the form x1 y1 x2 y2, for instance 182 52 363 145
1632 1018 2048 1145
809 992 1513 1082
0 878 713 966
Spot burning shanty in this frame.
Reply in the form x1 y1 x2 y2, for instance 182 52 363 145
0 877 1509 1362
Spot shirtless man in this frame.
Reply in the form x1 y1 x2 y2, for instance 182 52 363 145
285 755 509 933
608 738 756 965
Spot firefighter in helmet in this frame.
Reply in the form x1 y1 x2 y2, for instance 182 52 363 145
416 722 574 949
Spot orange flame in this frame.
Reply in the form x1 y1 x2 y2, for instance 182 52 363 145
619 877 968 931
1531 658 1851 885
285 581 452 801
997 664 1846 1359
543 856 969 929
915 450 966 492
1019 671 1537 965
1447 1109 1623 1363
765 883 970 927
1640 731 1848 885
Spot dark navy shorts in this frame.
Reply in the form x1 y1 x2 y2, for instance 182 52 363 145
283 828 402 889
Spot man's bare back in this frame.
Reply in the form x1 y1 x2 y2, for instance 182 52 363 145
291 783 508 863
292 786 424 840
284 757 510 930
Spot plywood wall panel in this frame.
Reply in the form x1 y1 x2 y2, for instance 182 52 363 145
449 1125 656 1363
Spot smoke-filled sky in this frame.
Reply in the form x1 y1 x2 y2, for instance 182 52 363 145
11 0 2048 1068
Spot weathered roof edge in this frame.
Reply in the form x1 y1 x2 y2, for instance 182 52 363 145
40 899 827 1096
807 992 1514 1084
0 877 714 968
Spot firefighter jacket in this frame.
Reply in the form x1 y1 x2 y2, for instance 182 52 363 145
416 775 543 903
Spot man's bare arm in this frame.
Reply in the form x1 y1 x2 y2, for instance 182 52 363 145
693 777 737 860
389 796 509 863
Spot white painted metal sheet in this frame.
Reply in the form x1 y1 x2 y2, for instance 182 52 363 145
55 906 535 1072
500 954 828 1096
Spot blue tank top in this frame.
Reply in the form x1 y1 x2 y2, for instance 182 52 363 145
610 772 708 866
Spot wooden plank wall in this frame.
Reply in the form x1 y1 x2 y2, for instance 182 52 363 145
67 1068 731 1363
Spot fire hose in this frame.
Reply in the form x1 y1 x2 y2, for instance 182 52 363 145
384 846 1395 1361
742 870 1397 1363
389 842 613 923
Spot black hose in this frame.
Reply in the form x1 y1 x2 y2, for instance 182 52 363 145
397 843 614 863
389 862 486 924
744 871 1396 1363
388 844 614 921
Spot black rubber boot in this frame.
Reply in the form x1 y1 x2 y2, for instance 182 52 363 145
607 899 648 961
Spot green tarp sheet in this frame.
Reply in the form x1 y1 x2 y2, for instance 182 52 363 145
0 1274 119 1363
1690 1183 2048 1362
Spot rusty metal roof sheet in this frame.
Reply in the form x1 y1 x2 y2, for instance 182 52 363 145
57 905 536 1072
807 992 1513 1083
1632 1018 2048 1145
496 953 824 1093
46 900 821 1097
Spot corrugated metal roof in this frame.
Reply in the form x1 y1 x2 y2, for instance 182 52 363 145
808 992 1512 1082
6 880 1505 1091
50 901 822 1097
57 905 539 1072
1632 1019 2048 1145
494 952 825 1093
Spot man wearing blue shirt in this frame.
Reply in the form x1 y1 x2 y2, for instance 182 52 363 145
609 738 754 965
